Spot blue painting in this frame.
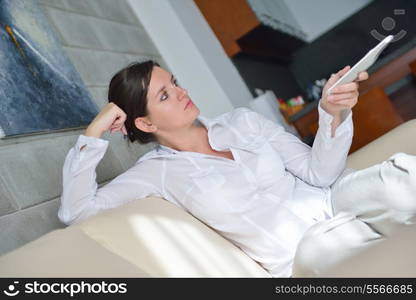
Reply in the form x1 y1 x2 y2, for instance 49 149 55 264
0 0 98 138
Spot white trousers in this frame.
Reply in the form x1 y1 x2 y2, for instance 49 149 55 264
292 152 416 276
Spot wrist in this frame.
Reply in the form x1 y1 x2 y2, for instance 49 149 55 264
319 99 341 117
331 111 343 121
85 124 104 138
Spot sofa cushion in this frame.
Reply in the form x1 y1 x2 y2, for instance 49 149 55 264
320 223 416 277
347 119 416 170
75 196 271 277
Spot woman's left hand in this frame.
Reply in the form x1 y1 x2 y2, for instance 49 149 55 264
320 65 369 117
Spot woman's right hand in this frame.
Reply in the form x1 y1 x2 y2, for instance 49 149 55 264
85 103 128 139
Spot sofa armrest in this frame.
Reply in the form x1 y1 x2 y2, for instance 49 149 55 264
0 226 149 277
347 119 416 170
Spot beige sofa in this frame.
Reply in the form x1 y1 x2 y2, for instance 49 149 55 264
1 120 416 278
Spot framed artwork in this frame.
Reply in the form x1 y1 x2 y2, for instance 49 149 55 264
0 0 98 138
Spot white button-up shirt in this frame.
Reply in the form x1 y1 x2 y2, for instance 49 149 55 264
59 104 353 277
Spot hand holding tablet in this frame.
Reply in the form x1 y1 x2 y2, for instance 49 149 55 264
326 35 394 95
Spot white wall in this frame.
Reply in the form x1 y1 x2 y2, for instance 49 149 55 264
284 0 373 42
126 0 253 117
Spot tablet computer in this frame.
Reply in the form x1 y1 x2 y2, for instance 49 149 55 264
326 35 394 95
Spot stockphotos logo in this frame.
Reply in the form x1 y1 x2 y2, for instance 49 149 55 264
371 9 407 42
3 280 127 297
3 281 20 297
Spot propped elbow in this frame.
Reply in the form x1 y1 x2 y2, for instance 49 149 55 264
57 208 75 226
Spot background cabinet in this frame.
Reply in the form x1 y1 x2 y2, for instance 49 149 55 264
292 46 416 153
194 0 260 57
194 0 306 63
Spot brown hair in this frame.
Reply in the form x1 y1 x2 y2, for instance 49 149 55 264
108 60 160 144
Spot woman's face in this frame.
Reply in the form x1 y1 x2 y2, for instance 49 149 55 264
140 66 200 134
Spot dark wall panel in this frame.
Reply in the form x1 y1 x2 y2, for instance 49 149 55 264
290 0 416 93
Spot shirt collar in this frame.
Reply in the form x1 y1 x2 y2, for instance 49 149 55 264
136 111 257 164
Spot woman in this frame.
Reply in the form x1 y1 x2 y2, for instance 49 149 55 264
59 60 416 277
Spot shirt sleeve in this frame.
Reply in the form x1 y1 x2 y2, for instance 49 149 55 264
242 104 353 187
58 134 160 225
